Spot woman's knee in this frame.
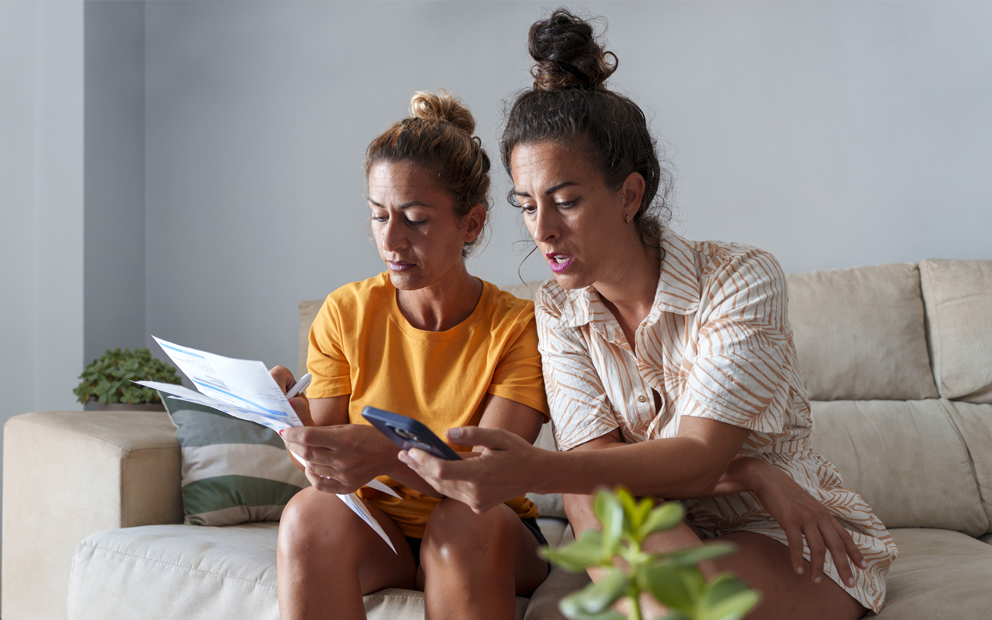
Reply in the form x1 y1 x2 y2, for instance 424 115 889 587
421 499 517 565
278 488 361 562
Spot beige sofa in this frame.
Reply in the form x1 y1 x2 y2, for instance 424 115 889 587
3 258 991 620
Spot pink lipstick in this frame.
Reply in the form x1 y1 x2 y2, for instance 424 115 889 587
546 253 574 274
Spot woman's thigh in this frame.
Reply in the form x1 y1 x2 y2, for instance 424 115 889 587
713 531 867 620
278 487 417 595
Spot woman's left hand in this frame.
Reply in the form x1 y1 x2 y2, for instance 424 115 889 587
727 458 867 587
398 426 546 513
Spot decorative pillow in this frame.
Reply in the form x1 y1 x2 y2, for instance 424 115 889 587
161 394 310 526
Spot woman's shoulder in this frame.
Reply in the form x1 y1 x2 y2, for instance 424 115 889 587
319 272 392 319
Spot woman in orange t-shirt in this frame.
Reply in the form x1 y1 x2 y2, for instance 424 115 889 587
272 90 552 620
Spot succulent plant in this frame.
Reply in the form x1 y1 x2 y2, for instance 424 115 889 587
544 488 760 620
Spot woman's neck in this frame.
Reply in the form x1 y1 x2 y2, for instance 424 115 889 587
594 242 661 343
395 265 483 332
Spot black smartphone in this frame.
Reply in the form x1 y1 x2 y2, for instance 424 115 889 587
361 406 462 461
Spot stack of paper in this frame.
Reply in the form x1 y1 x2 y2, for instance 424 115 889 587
138 336 399 553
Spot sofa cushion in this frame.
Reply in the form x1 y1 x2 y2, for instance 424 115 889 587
298 299 323 377
920 259 992 404
785 263 937 401
810 400 988 536
946 402 992 533
69 521 562 620
163 397 309 526
876 528 992 619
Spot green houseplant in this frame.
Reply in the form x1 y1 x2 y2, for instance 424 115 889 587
75 347 182 408
543 488 760 620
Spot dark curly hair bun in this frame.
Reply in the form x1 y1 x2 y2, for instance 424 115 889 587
528 9 617 91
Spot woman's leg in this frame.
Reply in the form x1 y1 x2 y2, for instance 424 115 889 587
278 488 417 620
420 498 548 619
563 494 867 620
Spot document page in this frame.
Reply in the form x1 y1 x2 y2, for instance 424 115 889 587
138 337 399 553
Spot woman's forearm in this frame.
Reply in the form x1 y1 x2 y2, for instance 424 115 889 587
536 434 735 499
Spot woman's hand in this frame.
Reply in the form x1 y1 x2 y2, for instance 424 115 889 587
281 424 401 494
725 458 867 587
398 426 549 513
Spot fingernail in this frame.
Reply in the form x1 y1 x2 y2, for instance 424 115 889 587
860 560 868 569
814 577 821 584
278 429 284 436
397 451 408 463
847 577 855 587
448 428 463 439
796 566 803 575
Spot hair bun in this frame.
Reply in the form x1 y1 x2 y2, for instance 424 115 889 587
409 89 476 134
528 8 617 91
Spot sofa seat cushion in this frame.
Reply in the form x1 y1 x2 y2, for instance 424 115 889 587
878 528 992 618
68 520 570 620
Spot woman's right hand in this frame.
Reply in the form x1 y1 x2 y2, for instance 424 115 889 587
724 457 867 588
269 365 314 426
399 426 548 513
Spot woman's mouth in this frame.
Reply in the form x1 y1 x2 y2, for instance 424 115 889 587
387 261 416 272
546 253 574 274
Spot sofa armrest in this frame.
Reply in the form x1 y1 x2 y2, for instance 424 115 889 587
2 410 183 620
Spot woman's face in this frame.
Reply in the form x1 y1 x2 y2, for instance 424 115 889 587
510 141 638 290
368 160 484 291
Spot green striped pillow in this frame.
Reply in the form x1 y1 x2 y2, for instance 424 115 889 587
162 395 310 526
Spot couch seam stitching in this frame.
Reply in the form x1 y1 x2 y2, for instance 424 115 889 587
76 542 278 590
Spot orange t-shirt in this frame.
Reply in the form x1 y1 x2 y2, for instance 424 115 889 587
306 273 550 537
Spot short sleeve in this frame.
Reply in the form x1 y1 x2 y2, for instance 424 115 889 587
305 295 352 399
487 311 551 421
678 248 795 433
535 285 620 451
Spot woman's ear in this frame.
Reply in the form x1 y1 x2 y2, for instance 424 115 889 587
463 203 487 243
621 172 647 220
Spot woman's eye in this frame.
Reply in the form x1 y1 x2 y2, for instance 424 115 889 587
407 219 427 226
371 215 388 223
556 199 577 209
519 203 537 214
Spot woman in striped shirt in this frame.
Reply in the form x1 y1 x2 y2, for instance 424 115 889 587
401 9 898 619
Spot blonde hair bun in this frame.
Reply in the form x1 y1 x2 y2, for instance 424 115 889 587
409 89 476 135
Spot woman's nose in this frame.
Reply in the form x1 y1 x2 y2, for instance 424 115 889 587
379 218 407 251
530 205 557 243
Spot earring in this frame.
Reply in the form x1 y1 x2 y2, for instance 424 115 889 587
624 214 631 224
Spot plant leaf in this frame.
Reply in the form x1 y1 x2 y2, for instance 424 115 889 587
558 589 627 620
638 561 703 613
698 575 760 620
639 501 683 537
542 529 607 572
571 567 629 614
664 543 736 568
594 491 625 553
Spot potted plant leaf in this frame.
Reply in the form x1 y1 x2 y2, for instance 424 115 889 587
75 347 183 411
544 488 760 620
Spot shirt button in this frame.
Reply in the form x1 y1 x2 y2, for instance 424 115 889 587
638 395 647 403
687 514 695 521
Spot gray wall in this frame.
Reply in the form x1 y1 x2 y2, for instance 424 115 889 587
0 0 86 605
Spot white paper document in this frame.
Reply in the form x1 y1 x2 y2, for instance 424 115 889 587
139 336 400 553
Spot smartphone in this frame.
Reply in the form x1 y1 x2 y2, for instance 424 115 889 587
361 406 462 461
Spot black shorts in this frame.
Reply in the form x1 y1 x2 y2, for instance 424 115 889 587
404 516 549 569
